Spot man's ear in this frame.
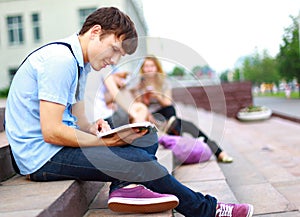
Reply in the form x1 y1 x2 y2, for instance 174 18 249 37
89 25 102 39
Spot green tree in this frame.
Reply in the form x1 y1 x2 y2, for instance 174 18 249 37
277 15 300 95
220 70 229 82
233 68 241 81
239 50 280 86
170 66 185 77
192 65 202 75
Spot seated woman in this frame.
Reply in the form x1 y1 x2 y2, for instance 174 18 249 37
131 55 233 163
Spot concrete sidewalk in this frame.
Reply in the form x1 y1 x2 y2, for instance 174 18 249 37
253 96 300 120
176 102 300 216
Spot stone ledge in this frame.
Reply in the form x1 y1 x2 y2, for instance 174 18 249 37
272 111 300 124
0 131 8 148
172 81 253 118
0 132 14 182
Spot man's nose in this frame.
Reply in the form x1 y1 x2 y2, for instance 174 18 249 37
110 53 122 65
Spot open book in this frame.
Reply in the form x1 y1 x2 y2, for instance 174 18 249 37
96 121 158 138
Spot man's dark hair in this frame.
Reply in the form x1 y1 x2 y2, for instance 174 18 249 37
79 7 138 54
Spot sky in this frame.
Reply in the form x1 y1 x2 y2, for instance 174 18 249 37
141 0 300 74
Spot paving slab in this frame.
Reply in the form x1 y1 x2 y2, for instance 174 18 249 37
212 113 300 216
182 180 238 204
217 145 268 187
232 183 296 215
174 160 225 183
273 180 300 211
254 211 300 217
175 102 300 216
243 150 299 183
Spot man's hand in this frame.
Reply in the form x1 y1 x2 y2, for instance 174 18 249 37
99 126 148 146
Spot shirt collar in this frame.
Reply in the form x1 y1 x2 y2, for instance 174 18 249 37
60 33 84 68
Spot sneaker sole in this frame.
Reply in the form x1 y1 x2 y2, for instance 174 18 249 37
247 204 254 217
108 197 179 213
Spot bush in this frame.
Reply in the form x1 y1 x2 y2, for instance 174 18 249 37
0 87 9 98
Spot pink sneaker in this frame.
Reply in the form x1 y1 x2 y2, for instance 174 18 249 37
108 185 179 213
216 202 254 217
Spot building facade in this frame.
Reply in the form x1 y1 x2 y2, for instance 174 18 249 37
0 0 147 89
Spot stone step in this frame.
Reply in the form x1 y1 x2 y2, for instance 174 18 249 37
0 137 175 217
0 175 104 217
0 132 15 182
85 209 173 217
173 159 238 217
0 102 237 217
0 131 107 217
156 145 174 174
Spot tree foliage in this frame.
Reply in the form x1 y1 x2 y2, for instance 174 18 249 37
220 70 229 82
236 50 280 85
277 16 300 84
221 14 300 93
170 66 185 77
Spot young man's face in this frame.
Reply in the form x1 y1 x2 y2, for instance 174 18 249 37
87 33 126 71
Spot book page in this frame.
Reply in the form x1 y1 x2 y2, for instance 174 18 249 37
96 121 157 138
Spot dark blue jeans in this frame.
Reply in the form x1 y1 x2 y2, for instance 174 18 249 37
29 130 217 217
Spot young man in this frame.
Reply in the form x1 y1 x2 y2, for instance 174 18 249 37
5 7 253 217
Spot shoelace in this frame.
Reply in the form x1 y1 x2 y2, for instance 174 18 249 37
216 204 233 217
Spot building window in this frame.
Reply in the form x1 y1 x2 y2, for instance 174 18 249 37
32 13 41 42
7 15 24 45
79 8 97 26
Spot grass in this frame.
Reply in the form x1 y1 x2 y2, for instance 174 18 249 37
254 91 300 99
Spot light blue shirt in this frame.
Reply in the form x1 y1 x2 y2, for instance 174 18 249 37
5 34 90 175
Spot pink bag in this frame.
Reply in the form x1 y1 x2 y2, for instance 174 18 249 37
159 135 212 164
